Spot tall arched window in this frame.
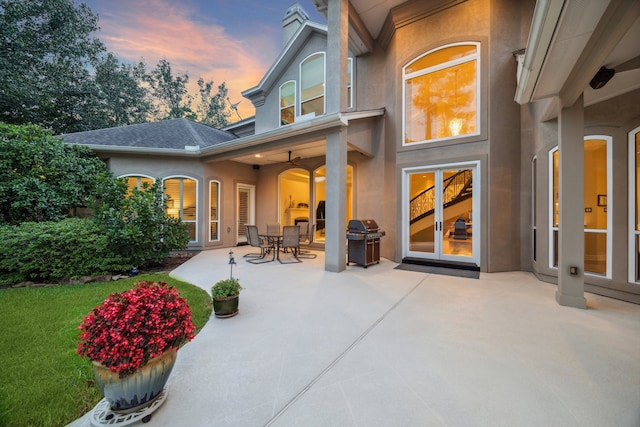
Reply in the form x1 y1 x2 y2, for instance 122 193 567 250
164 176 197 242
280 81 296 126
122 175 154 193
300 52 325 117
209 180 220 241
403 43 479 144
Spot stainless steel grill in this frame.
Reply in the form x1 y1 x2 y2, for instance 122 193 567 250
346 219 385 268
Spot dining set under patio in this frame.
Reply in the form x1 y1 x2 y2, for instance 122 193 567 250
244 222 317 264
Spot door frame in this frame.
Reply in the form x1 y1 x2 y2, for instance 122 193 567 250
236 183 255 244
402 161 480 265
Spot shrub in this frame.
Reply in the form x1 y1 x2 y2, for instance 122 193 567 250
0 218 129 284
211 278 242 299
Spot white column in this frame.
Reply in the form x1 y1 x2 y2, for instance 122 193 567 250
556 94 587 309
324 0 348 272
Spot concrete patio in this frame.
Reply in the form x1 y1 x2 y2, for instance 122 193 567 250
70 247 640 426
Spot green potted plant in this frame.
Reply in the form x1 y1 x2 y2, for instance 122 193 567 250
211 277 242 318
77 281 196 413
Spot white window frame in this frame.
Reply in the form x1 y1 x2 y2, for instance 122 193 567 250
163 175 198 243
548 147 558 270
532 156 537 263
118 174 155 190
347 57 354 109
209 180 220 242
279 80 296 127
628 126 640 283
548 137 612 277
299 52 326 117
402 42 481 146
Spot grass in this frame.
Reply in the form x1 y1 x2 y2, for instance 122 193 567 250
0 273 212 427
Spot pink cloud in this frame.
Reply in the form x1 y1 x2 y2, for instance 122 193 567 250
94 0 282 120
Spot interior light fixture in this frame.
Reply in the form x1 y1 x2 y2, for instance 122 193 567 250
449 118 463 136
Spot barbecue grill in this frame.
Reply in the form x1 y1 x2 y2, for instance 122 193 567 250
346 219 385 268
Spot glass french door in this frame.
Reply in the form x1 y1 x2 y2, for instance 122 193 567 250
404 163 479 264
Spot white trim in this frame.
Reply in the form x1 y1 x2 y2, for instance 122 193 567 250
162 175 199 243
299 52 326 117
401 160 480 266
532 156 537 263
548 147 558 270
402 42 481 146
583 135 612 279
209 180 221 242
279 80 297 127
236 183 255 245
629 126 640 283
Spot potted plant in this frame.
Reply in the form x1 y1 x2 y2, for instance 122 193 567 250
77 281 196 413
211 278 242 318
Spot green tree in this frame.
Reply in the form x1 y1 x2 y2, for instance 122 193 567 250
147 59 194 120
0 123 111 223
0 0 105 133
87 53 154 129
195 78 231 127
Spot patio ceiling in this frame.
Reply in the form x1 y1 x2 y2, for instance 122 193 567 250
515 0 640 119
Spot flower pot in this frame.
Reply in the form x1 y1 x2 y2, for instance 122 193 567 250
92 348 177 413
213 294 239 318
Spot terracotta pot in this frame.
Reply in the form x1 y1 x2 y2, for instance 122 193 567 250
92 348 177 413
213 294 239 318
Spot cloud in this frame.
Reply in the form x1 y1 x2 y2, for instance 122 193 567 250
93 0 282 120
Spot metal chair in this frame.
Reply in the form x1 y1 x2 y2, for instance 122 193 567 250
244 225 274 263
297 222 317 259
266 223 280 234
279 226 302 263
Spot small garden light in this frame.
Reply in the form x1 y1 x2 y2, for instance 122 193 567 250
228 249 236 279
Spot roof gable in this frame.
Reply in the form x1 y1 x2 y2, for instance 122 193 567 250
242 20 328 107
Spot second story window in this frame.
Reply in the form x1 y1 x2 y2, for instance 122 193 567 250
280 81 296 126
300 52 325 117
403 43 479 144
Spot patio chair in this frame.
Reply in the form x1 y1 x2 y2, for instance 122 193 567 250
297 222 317 259
266 223 280 234
279 226 302 263
244 225 274 263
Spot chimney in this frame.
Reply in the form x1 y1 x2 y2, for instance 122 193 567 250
282 3 310 47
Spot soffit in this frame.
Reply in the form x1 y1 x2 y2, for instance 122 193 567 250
517 0 640 118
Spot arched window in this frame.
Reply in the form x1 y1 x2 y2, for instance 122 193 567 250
300 52 325 117
403 43 479 144
280 81 296 126
164 176 198 242
209 180 220 241
121 175 154 193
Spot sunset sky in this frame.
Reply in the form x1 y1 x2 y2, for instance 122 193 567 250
82 0 325 121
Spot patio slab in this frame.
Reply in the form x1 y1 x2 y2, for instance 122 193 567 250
68 247 640 426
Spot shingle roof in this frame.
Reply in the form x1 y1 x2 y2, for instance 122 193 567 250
59 118 237 150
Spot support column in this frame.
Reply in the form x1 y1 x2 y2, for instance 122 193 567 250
324 0 348 272
556 94 587 309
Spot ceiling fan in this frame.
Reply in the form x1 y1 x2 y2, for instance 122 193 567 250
286 150 302 166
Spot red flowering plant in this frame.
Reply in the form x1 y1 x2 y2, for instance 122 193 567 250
77 281 196 377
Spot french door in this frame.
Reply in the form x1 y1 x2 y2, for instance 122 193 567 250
236 184 255 244
404 163 479 265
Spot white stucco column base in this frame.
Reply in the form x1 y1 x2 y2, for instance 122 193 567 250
556 95 586 309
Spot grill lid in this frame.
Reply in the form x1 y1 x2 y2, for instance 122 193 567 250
348 219 379 233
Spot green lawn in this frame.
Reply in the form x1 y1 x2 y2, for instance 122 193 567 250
0 274 212 427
